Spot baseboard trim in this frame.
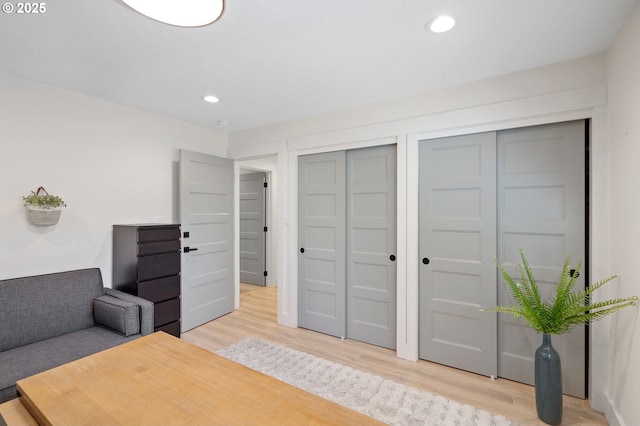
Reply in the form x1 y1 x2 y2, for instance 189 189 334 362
603 391 624 426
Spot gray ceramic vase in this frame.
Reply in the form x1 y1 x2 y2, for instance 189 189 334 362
535 333 563 425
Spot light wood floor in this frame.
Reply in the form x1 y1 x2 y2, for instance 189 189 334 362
182 283 608 426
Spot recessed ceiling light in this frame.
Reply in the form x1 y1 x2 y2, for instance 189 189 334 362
203 95 220 103
121 0 225 28
427 15 456 33
217 120 229 126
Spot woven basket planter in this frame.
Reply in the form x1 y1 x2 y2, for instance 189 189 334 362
26 206 62 226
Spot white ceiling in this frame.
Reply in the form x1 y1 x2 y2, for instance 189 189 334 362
1 1 638 133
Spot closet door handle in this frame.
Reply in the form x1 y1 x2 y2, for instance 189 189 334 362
184 247 198 253
422 257 430 265
300 248 305 254
389 255 396 262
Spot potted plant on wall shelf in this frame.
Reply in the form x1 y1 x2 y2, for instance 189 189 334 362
23 186 66 226
482 249 638 426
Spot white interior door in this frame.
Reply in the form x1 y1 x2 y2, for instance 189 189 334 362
239 171 266 286
346 145 397 349
298 151 346 338
419 132 498 377
180 150 234 332
497 120 586 398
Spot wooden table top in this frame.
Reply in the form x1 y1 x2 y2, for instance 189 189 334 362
17 332 383 425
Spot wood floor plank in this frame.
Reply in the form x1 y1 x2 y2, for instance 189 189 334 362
184 285 607 426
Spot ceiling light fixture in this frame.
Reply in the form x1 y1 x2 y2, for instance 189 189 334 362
121 0 225 28
203 95 220 103
427 15 456 33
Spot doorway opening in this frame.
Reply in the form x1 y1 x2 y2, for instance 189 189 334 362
237 156 279 312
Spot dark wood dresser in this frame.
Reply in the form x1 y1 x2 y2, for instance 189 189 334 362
113 224 181 337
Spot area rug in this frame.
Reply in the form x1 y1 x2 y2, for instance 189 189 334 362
216 338 516 426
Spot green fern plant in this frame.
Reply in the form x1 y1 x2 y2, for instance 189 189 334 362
483 249 638 334
23 187 66 209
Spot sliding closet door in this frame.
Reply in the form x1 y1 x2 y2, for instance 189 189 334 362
346 145 397 350
497 121 586 398
419 133 498 377
298 151 347 338
418 121 586 397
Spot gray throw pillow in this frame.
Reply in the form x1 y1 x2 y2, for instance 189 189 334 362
93 295 140 336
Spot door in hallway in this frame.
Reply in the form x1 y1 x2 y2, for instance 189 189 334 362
239 171 267 286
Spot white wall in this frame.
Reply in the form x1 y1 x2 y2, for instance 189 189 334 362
0 72 227 285
603 4 640 425
231 54 605 146
228 52 621 413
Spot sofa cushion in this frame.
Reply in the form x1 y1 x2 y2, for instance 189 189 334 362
0 269 104 352
0 326 138 403
94 295 140 336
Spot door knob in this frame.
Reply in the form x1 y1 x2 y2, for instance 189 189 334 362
422 257 430 265
184 247 198 253
300 248 305 253
389 255 396 261
569 269 579 278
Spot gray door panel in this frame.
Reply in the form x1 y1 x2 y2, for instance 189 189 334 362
497 120 586 398
346 145 397 349
239 172 266 286
419 133 498 377
298 151 347 338
179 150 234 332
418 121 586 397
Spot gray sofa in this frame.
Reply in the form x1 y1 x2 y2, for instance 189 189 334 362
0 268 153 403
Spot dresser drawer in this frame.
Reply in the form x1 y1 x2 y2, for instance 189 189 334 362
154 298 180 327
138 252 180 281
138 276 180 303
138 240 180 256
138 227 180 243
